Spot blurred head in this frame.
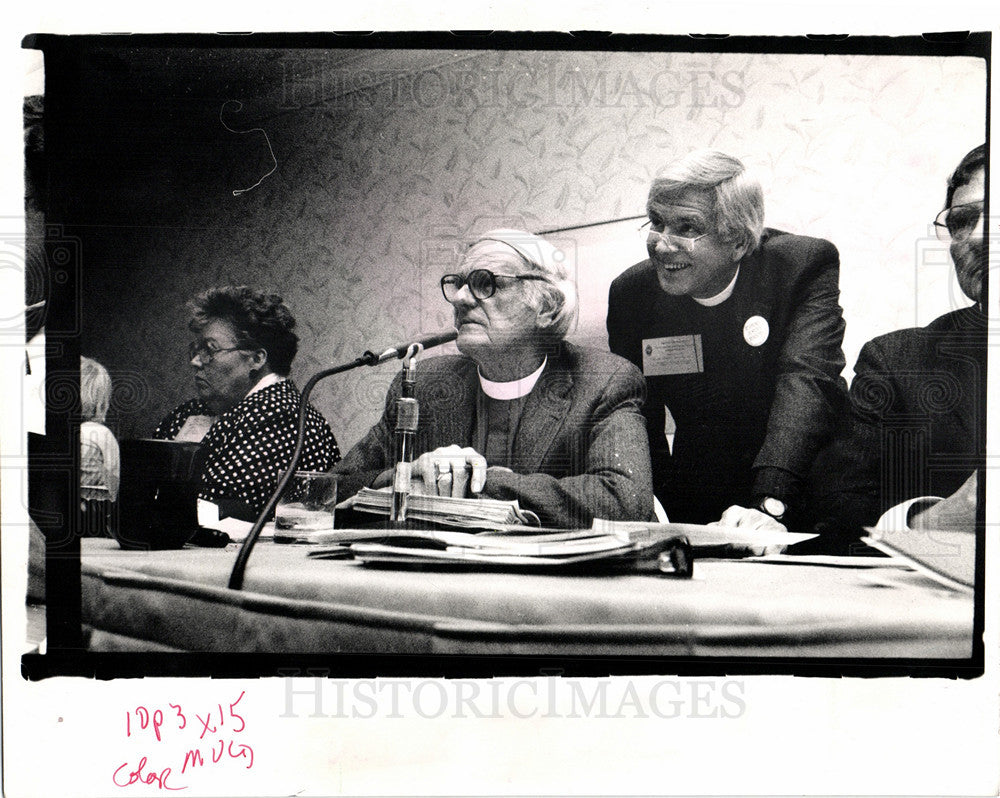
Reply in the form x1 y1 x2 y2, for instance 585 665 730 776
645 149 765 299
442 229 578 365
941 144 986 304
186 286 298 414
80 356 111 424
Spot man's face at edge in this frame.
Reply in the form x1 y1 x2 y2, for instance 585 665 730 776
949 167 986 305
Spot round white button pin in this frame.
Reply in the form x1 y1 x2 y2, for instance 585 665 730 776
743 315 769 347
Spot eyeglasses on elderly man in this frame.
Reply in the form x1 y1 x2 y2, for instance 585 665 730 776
440 268 552 302
330 228 654 529
637 219 710 252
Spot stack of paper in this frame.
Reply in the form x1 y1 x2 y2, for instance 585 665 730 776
304 522 815 571
343 487 541 529
308 526 662 569
590 519 815 552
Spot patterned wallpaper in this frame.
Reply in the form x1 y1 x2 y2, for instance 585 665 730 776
77 48 986 449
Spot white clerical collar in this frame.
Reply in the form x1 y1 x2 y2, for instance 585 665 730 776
246 372 285 398
478 356 547 400
693 267 740 307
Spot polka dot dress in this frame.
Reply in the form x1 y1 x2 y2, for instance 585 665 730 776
154 380 341 515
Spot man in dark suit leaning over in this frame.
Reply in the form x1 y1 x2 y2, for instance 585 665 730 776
608 149 847 530
811 144 987 537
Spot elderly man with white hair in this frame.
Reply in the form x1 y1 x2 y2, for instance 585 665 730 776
334 229 654 528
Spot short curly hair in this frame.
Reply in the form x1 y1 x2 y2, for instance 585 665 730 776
187 285 298 375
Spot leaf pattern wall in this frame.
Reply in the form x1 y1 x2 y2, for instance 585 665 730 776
77 48 985 448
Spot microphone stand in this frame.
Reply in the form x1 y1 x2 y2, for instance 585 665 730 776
228 355 373 590
390 343 421 525
228 331 456 590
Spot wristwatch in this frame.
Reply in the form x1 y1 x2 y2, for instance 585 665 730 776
758 496 787 521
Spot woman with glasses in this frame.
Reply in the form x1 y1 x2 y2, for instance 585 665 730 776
333 229 653 528
153 285 340 520
608 149 848 531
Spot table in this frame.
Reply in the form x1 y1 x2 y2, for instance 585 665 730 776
78 539 974 658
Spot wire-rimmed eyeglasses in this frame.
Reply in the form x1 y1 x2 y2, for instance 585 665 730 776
933 201 983 242
440 268 551 302
188 342 248 364
638 220 709 252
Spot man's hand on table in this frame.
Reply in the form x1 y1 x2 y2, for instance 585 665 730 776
710 504 789 556
411 445 489 498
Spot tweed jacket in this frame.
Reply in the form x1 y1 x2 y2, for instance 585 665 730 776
333 342 654 528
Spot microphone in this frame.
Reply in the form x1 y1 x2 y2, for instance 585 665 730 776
387 334 456 524
366 329 458 365
229 328 457 589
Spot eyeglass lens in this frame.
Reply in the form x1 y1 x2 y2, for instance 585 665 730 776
189 342 211 361
189 342 237 362
641 222 704 249
443 269 498 301
644 230 697 251
466 269 497 299
945 203 982 237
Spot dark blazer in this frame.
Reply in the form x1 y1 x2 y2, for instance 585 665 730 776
608 229 847 524
808 305 986 534
333 342 654 528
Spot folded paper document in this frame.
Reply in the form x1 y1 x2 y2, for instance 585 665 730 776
308 525 687 572
299 519 814 552
307 526 629 554
591 519 815 551
344 542 652 569
863 526 975 592
305 521 816 573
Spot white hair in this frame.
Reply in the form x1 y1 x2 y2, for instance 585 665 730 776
472 228 579 339
648 149 765 253
81 356 112 423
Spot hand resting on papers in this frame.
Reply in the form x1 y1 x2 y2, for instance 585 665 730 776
709 504 789 556
373 445 514 499
412 445 512 498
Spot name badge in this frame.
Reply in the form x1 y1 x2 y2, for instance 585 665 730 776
641 335 704 376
